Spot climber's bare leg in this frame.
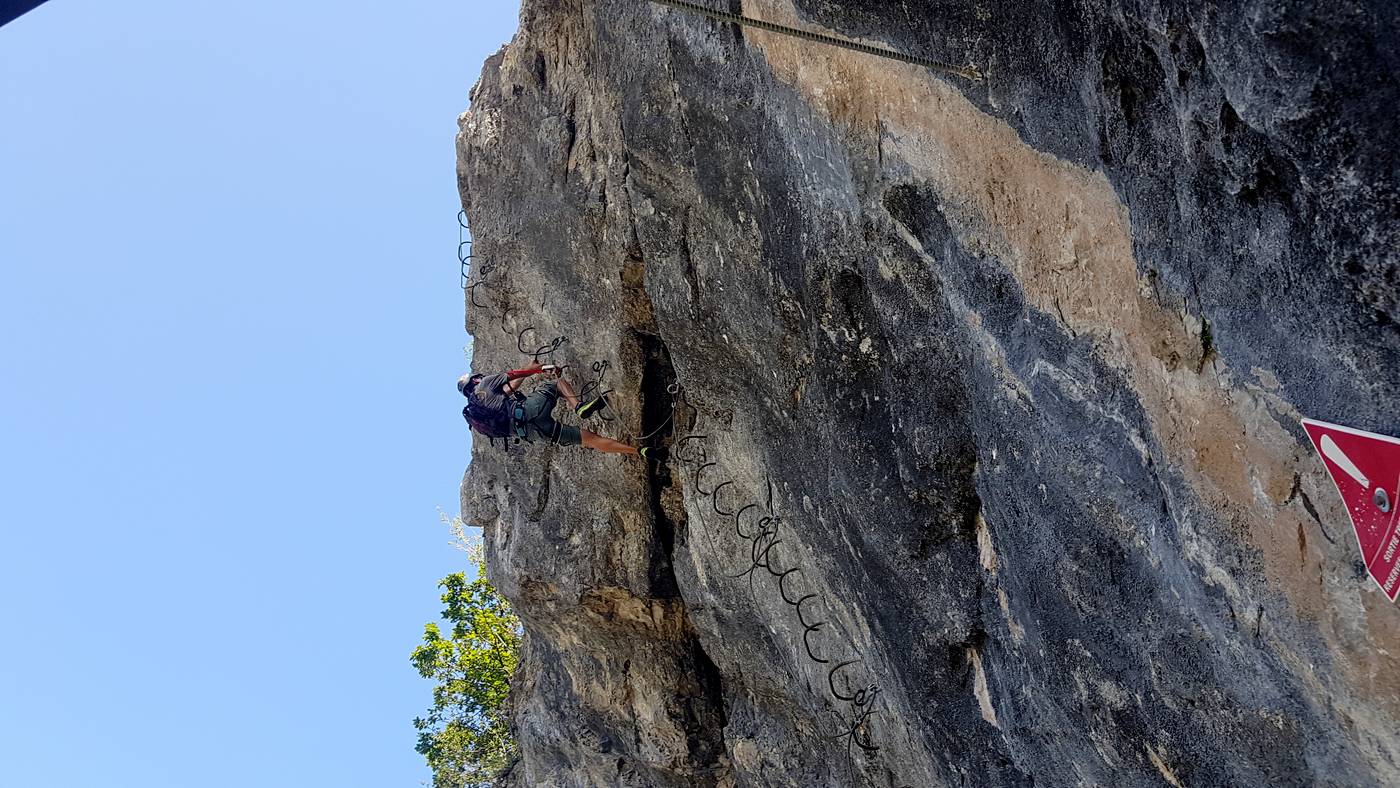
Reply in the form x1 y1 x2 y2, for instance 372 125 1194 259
581 428 639 456
553 375 581 410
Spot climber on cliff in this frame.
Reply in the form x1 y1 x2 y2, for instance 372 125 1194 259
459 361 662 460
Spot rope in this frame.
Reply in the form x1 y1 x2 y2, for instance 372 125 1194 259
646 0 982 81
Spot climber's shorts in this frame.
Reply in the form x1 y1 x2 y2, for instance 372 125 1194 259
520 383 582 446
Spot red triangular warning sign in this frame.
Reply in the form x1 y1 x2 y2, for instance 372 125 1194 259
1302 418 1400 602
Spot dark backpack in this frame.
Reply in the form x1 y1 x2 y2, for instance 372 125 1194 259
462 395 513 440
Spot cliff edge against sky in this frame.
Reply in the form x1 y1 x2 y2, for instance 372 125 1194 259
456 1 1400 785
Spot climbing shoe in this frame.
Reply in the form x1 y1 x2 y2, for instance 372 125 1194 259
640 446 668 463
576 397 609 419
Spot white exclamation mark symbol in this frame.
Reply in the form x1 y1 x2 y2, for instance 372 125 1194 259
1321 435 1370 489
1321 434 1390 512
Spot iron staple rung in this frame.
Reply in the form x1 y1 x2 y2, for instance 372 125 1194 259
647 0 981 81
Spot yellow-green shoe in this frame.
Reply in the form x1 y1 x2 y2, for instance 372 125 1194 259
576 397 609 419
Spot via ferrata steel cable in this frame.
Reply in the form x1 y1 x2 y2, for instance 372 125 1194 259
646 0 982 81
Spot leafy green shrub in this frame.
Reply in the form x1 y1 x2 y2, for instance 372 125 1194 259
412 544 521 788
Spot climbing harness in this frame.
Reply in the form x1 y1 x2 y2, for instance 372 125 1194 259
646 0 982 81
511 397 531 444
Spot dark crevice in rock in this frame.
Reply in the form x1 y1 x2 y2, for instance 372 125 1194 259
624 218 729 775
531 50 547 91
1196 316 1216 373
618 223 730 774
635 313 730 779
679 635 729 776
637 329 682 599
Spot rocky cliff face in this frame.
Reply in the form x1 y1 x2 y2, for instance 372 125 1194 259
456 1 1400 785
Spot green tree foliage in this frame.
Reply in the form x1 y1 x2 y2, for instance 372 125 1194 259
412 545 521 788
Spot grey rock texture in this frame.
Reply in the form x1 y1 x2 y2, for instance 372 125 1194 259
456 1 1400 785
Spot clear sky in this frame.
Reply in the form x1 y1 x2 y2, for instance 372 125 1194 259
0 1 518 785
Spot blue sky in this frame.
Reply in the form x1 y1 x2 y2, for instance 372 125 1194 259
0 1 517 784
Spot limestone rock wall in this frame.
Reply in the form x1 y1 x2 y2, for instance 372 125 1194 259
456 1 1400 785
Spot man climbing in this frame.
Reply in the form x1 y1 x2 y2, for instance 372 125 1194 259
459 361 659 459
